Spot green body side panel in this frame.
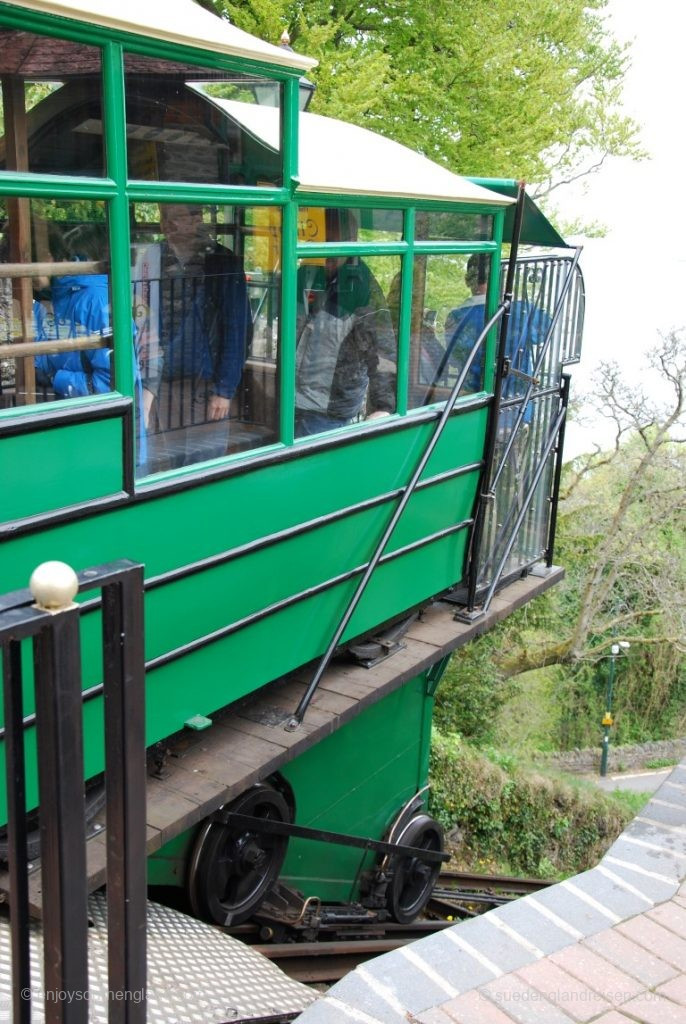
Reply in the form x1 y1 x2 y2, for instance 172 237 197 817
0 410 484 821
0 1 504 841
147 674 434 900
279 676 432 903
1 416 123 522
147 829 198 888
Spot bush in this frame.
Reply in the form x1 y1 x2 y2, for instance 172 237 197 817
429 730 632 876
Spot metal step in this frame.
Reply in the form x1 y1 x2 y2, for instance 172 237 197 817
0 892 315 1024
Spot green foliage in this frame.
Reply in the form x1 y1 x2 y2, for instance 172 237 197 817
429 731 632 876
435 393 686 752
607 790 649 817
214 0 640 187
433 632 509 743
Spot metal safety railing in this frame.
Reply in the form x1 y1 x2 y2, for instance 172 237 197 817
286 299 510 729
1 559 146 1024
467 254 584 610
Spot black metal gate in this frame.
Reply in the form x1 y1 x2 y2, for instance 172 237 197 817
1 559 146 1024
467 254 585 611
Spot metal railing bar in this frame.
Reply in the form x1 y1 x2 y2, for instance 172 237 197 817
33 607 89 1024
0 260 107 278
1 640 31 1024
286 301 508 728
4 334 110 359
489 247 581 495
481 404 566 613
545 374 571 567
102 570 147 1024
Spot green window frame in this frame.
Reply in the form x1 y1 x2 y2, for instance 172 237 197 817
0 1 506 481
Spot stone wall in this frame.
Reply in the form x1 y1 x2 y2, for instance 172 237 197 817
532 737 686 774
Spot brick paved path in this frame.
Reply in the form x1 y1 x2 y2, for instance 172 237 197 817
296 762 686 1024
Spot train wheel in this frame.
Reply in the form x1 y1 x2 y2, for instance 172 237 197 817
187 783 291 926
387 813 444 924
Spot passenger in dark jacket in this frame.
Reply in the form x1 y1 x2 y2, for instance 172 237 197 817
157 204 249 423
294 211 396 437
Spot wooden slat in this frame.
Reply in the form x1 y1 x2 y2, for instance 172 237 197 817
0 260 107 279
4 334 110 359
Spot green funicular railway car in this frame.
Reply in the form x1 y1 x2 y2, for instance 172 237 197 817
0 0 584 931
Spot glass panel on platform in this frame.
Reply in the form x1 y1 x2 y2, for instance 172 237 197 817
407 252 490 410
415 210 493 242
124 55 282 186
294 243 399 437
0 29 104 176
131 201 281 475
297 207 403 245
0 198 112 409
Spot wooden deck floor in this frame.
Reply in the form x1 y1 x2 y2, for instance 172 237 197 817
6 566 563 915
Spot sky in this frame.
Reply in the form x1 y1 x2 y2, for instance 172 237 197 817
556 0 686 457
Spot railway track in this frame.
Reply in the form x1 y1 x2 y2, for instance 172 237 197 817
249 870 553 983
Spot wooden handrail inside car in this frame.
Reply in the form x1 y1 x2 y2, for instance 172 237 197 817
0 260 108 278
2 334 110 358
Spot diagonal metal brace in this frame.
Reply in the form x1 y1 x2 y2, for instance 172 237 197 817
215 812 450 865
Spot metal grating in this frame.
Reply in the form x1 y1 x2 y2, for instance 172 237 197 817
0 894 317 1024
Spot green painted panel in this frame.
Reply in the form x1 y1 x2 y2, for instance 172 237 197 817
139 469 477 662
279 677 429 902
1 411 484 821
1 522 464 825
1 406 487 592
2 417 123 522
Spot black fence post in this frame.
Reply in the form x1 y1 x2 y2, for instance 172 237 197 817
33 603 89 1024
102 568 147 1024
2 640 31 1024
545 373 571 567
1 558 147 1024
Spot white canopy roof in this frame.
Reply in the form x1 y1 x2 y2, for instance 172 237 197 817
210 98 512 205
4 0 317 71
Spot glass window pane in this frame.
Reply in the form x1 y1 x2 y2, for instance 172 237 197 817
124 55 282 186
415 210 493 242
295 243 399 437
408 253 490 410
0 198 112 409
132 202 280 476
298 207 403 244
0 30 104 176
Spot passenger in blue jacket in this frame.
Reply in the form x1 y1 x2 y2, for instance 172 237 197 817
443 254 550 424
34 272 112 397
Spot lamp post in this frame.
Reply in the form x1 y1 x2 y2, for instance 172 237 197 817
600 641 630 777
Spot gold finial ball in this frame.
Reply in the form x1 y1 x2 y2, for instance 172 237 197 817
29 561 79 611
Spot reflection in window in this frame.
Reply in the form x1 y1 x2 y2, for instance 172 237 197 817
131 203 281 475
415 210 493 243
0 198 112 409
298 207 403 245
124 55 282 186
295 211 398 437
405 253 488 410
0 30 104 176
407 252 552 414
